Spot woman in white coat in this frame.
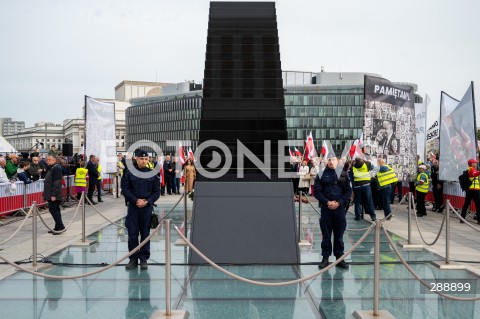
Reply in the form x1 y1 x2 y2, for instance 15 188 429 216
298 160 311 195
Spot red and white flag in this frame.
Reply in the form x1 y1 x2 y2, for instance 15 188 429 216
321 140 329 159
289 148 295 157
352 133 364 160
294 147 302 157
188 147 195 162
178 142 186 165
304 131 317 161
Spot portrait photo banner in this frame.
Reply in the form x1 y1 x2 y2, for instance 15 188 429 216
364 75 416 182
439 84 476 181
85 96 117 176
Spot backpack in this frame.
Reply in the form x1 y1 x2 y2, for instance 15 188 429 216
458 170 472 191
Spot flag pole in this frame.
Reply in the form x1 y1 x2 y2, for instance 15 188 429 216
424 94 428 162
471 82 478 159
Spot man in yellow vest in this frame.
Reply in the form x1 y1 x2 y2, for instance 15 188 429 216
460 158 480 224
415 165 429 217
96 157 103 202
377 159 398 219
350 152 377 221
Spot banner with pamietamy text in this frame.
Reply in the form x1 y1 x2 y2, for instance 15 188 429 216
363 75 417 182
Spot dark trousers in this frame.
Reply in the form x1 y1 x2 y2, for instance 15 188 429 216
432 182 444 209
292 178 299 195
165 176 173 194
416 191 427 216
461 190 480 222
173 177 180 194
395 182 403 202
96 179 102 201
319 206 347 257
353 184 376 220
48 200 64 230
379 186 392 218
88 182 96 200
125 204 153 261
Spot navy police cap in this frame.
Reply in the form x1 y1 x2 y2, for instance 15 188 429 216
135 149 149 157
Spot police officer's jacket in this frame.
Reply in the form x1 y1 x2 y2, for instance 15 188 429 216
314 167 352 208
121 166 161 207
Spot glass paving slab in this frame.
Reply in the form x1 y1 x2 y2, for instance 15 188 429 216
0 203 479 318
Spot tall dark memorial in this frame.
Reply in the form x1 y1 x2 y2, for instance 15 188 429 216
189 2 299 264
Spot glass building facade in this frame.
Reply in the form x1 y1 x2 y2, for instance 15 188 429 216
125 72 421 155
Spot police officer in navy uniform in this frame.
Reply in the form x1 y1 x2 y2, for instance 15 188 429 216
314 153 352 269
122 149 161 270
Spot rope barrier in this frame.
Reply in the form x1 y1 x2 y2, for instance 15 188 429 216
173 223 375 286
85 196 126 229
448 202 480 232
377 191 408 223
37 193 84 235
0 205 33 245
0 197 181 279
382 225 480 301
412 206 446 246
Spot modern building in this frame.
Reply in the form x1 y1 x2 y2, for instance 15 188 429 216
125 72 422 154
0 118 25 136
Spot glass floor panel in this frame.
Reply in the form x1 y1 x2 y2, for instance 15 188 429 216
0 203 479 318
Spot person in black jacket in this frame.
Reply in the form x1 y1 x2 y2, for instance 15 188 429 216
43 155 65 234
86 155 99 204
314 153 352 269
163 155 173 195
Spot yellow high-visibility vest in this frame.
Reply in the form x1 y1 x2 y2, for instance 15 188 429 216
468 167 480 190
75 168 88 187
377 165 398 187
97 164 102 180
415 172 429 193
353 163 371 182
146 162 154 169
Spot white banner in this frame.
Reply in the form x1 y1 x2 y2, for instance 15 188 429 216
415 102 426 163
439 84 476 181
85 96 116 176
426 119 439 142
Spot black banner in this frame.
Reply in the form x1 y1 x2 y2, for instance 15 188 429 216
364 75 417 182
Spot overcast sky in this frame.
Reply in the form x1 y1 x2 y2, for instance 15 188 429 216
1 0 479 129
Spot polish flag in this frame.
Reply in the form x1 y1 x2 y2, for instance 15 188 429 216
321 140 329 159
178 142 186 164
188 148 195 162
294 147 302 156
352 133 364 160
304 131 317 161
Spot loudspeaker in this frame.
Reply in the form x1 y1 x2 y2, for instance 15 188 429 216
62 143 73 156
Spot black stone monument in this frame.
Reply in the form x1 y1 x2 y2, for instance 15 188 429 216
189 2 299 264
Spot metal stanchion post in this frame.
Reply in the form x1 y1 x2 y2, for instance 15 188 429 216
116 175 119 198
445 199 450 264
82 192 86 243
32 202 37 269
165 219 171 315
298 191 302 243
373 220 380 316
408 192 412 244
353 220 394 319
398 192 423 250
175 193 188 246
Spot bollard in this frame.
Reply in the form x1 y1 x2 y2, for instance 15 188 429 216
165 219 172 316
298 191 302 243
116 175 119 198
445 199 450 264
373 219 380 316
32 201 38 269
82 192 86 243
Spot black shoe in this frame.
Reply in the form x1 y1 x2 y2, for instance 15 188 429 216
140 260 148 270
98 199 104 202
423 213 427 216
354 217 360 221
336 258 349 270
318 257 330 269
416 214 423 217
371 215 376 221
48 229 58 234
125 259 138 270
52 227 65 235
460 219 465 224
